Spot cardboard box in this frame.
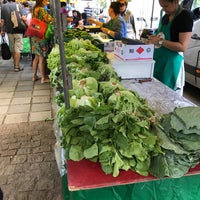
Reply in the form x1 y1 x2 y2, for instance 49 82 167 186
114 41 154 60
107 53 155 79
104 41 115 52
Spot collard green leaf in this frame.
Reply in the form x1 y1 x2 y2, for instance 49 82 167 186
135 157 150 176
129 141 148 161
154 125 189 154
95 115 111 130
101 164 113 175
69 145 84 161
174 107 200 129
83 115 96 128
113 152 124 177
84 143 98 159
150 151 192 178
170 114 185 132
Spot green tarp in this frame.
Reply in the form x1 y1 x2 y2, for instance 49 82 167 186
62 174 200 200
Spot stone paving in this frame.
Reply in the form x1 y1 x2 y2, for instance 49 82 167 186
0 57 63 200
0 58 53 125
0 122 63 200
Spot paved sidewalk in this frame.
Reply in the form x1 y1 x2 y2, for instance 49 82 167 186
0 57 63 200
0 57 53 125
0 122 63 200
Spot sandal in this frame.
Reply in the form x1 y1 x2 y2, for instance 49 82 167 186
41 78 50 84
32 76 40 82
14 66 24 72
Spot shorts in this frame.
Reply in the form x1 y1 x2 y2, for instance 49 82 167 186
7 33 23 53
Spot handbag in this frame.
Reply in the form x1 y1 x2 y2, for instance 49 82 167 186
25 17 47 39
25 9 47 39
1 36 11 60
11 4 27 33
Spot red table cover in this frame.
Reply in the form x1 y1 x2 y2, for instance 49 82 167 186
67 159 200 191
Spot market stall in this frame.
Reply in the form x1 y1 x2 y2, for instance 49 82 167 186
58 77 200 200
52 67 200 199
48 5 200 197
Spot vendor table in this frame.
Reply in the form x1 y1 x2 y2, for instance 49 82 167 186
61 79 200 200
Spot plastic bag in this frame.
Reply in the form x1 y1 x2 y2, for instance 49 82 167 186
1 36 11 60
45 23 54 40
22 37 31 54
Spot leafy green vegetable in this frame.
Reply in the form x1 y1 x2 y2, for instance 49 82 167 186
49 37 162 177
150 107 200 178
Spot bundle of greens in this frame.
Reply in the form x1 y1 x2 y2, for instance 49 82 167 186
150 106 200 178
58 78 161 177
47 39 117 89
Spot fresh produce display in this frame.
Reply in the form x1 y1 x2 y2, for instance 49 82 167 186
48 38 162 177
48 37 200 178
47 38 117 90
57 79 162 177
64 29 104 51
64 29 94 41
150 106 200 178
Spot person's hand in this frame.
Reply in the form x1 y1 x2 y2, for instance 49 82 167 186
147 35 160 45
101 27 109 34
88 18 94 24
21 15 27 21
0 31 5 37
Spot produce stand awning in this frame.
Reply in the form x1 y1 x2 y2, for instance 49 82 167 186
66 159 200 191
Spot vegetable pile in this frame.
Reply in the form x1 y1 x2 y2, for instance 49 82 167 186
64 29 104 51
48 36 200 179
57 79 161 177
47 38 115 90
48 38 162 177
150 107 200 178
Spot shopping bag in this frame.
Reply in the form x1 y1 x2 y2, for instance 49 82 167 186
11 4 27 33
0 33 9 45
1 36 11 60
22 37 31 54
45 23 54 40
25 17 47 39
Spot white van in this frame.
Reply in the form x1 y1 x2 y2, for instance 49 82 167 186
184 5 200 89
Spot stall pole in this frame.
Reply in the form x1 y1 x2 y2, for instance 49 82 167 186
54 0 72 108
150 0 155 28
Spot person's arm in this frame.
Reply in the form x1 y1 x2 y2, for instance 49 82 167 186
88 18 103 27
102 19 125 40
162 32 192 52
1 19 5 35
101 27 115 38
148 31 192 52
148 10 193 52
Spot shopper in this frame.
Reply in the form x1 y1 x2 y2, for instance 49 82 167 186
60 1 69 16
147 0 193 95
84 2 93 18
117 0 136 39
81 12 88 25
88 1 127 40
72 10 82 28
1 0 26 72
31 0 53 83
